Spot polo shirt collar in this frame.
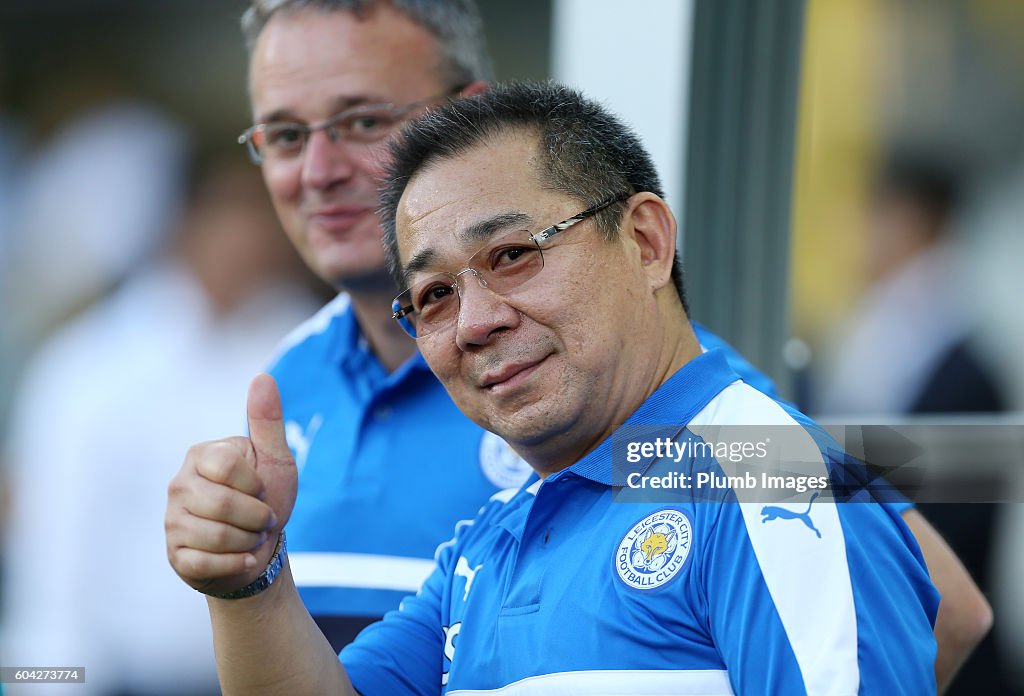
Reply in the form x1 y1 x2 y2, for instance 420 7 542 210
331 302 434 386
565 349 740 486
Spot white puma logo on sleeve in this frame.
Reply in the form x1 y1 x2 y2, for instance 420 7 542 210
454 556 483 601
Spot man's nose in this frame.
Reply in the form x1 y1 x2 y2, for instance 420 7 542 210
300 127 356 190
454 271 521 350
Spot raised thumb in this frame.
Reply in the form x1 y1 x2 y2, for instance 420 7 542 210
247 373 293 466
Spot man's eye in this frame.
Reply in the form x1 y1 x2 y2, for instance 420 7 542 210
344 111 397 139
417 283 455 310
492 245 536 269
264 125 305 148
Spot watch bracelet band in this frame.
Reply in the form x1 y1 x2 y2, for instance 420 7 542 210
202 530 287 600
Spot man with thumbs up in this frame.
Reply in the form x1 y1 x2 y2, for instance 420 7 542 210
230 1 988 685
166 83 966 695
233 0 785 654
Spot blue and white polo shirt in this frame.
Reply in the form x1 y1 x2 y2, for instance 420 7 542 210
340 350 938 695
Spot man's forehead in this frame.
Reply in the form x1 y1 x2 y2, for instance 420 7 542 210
398 136 542 232
403 133 543 214
396 188 532 273
394 134 564 275
248 5 445 119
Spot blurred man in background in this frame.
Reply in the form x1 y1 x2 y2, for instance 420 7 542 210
2 139 317 695
818 153 1005 416
815 151 1010 695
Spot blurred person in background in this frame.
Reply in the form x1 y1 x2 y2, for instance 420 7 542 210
817 152 1006 416
0 98 188 391
0 101 188 563
1 136 318 695
813 150 1012 695
969 151 1024 695
0 97 182 575
0 93 187 684
215 0 989 690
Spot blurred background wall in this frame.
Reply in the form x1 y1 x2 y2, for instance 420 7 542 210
1 0 1022 694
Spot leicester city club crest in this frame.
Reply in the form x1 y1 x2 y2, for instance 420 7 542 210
615 509 692 590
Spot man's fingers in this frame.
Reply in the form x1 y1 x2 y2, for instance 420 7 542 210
190 439 265 499
247 374 293 464
182 478 276 533
167 423 288 596
168 515 267 555
170 547 258 585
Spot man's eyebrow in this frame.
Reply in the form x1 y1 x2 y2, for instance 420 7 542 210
400 211 534 285
460 211 533 245
401 249 437 287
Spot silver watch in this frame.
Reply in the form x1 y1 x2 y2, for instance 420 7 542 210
204 531 287 600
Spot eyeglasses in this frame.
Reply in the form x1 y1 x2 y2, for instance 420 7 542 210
238 88 459 165
392 195 629 339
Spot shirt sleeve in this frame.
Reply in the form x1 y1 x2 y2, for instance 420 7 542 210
693 325 915 516
339 516 470 695
691 322 779 399
699 493 938 695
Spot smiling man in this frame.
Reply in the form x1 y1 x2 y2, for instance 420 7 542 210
229 0 987 678
387 136 695 474
166 83 942 695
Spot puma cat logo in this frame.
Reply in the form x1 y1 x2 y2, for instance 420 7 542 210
285 413 322 473
454 556 483 601
761 492 821 538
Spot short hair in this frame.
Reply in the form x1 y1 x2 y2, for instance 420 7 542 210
379 81 687 310
241 0 494 87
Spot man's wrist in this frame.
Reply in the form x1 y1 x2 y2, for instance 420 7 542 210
202 531 287 600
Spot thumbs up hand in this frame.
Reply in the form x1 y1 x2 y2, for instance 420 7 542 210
165 374 297 596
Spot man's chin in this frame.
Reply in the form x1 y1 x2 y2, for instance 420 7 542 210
315 255 395 293
481 402 571 451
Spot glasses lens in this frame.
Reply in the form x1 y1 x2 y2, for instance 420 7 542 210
466 230 544 295
393 274 459 338
258 123 306 159
410 275 460 335
336 107 404 144
392 231 545 339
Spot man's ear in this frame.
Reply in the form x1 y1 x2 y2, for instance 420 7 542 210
459 80 489 98
624 192 677 292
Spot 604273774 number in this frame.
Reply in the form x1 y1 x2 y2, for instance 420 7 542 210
1 667 84 683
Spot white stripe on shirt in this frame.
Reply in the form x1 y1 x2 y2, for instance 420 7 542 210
290 552 434 592
688 381 859 695
447 669 734 695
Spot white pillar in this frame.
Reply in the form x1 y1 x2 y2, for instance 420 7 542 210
552 0 694 220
